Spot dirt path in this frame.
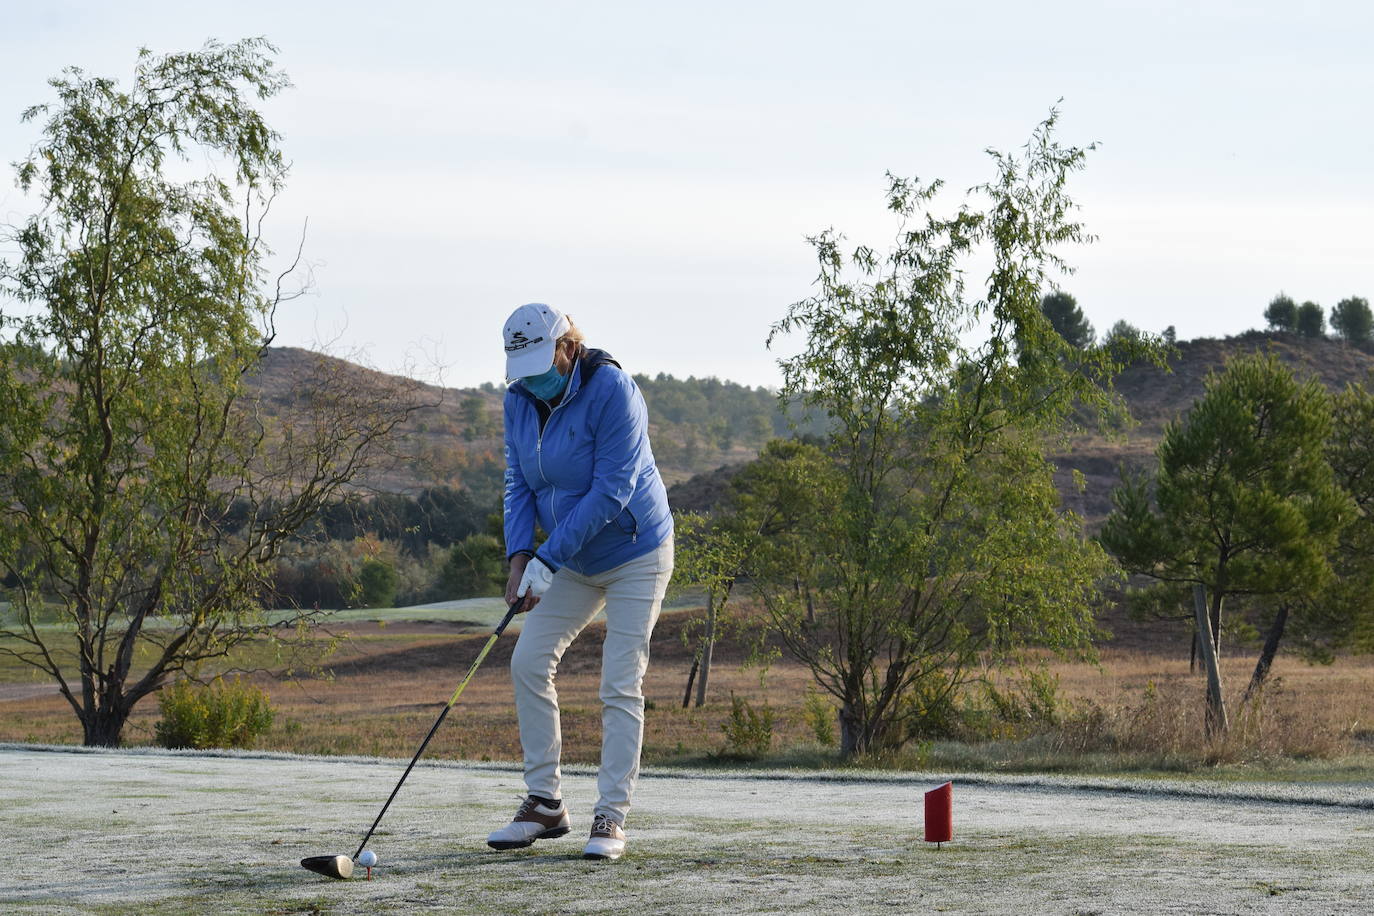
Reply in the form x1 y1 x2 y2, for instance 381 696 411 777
0 685 57 702
2 745 1372 914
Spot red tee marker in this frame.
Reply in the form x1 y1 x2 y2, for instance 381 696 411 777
924 781 953 847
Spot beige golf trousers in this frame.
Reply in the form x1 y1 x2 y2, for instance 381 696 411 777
510 538 673 824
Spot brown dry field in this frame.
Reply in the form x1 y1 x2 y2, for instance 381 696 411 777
0 609 816 759
3 605 1373 769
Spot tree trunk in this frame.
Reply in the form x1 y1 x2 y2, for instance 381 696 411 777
837 698 892 758
1193 584 1229 738
1241 603 1290 709
1209 589 1223 657
839 702 863 757
795 577 815 625
682 653 699 709
81 703 129 747
694 599 717 708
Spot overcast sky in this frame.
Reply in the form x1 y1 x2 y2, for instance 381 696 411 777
2 1 1371 389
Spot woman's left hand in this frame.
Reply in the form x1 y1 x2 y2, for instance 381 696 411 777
516 559 554 611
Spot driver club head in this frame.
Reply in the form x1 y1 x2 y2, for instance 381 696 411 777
301 854 354 880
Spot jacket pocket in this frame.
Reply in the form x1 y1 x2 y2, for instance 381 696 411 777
615 506 639 543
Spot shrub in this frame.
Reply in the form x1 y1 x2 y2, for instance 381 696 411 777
270 540 360 609
720 693 774 757
898 674 965 741
900 669 1066 744
803 687 836 747
984 668 1065 729
154 677 275 750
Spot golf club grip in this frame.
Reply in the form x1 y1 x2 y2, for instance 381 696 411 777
352 601 521 860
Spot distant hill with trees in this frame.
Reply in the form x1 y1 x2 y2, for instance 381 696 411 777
240 350 813 606
247 348 808 497
249 332 1374 531
656 333 1374 527
1056 331 1374 527
235 331 1374 608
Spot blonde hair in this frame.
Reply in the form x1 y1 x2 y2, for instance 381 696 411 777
558 319 586 355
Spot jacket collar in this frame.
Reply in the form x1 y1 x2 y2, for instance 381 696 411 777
512 347 620 406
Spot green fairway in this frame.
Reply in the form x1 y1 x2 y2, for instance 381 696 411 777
1 593 704 637
277 597 515 630
0 598 511 635
275 592 702 630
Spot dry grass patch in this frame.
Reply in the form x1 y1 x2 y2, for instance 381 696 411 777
3 607 1372 778
1052 649 1374 761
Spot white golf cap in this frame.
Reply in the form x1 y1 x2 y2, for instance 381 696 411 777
503 303 570 380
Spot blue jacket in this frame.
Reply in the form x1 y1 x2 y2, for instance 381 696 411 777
503 348 673 576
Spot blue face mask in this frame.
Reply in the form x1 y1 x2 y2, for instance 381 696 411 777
523 363 570 401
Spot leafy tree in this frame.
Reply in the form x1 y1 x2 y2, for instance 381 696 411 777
270 540 361 609
0 41 420 746
1264 294 1298 332
671 512 749 707
439 534 505 598
1319 382 1374 653
1104 319 1142 346
1100 354 1350 733
322 486 487 556
672 438 835 708
357 559 399 608
1040 291 1094 348
1297 301 1326 338
459 393 500 441
754 111 1155 757
1330 296 1373 345
630 373 826 474
1230 378 1374 709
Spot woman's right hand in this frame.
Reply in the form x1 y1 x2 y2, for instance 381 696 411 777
506 554 531 612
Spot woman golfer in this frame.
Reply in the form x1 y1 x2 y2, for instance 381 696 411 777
486 303 674 861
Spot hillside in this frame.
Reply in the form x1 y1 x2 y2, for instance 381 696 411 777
1054 332 1374 526
248 334 1374 526
245 348 794 499
248 347 506 499
667 334 1374 522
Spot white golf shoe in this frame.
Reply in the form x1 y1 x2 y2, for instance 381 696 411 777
486 796 571 850
582 813 626 860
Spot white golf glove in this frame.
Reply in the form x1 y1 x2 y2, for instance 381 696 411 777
517 558 554 600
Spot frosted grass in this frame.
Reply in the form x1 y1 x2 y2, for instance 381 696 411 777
3 745 1372 914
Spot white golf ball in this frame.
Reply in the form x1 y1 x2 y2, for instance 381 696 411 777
358 850 378 867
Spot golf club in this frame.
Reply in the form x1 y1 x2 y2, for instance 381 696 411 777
301 599 523 880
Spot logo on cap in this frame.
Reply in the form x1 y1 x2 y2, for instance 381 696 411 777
505 330 545 352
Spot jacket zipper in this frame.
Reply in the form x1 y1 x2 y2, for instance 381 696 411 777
536 424 558 525
533 374 583 527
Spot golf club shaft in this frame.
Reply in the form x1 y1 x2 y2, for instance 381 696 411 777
352 602 521 860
